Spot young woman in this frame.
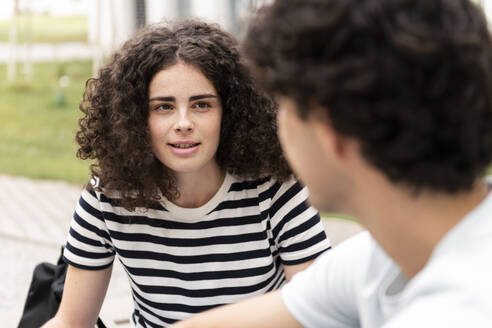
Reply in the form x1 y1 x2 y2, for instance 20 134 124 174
44 20 331 328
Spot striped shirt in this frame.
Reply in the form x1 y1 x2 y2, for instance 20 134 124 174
63 173 331 327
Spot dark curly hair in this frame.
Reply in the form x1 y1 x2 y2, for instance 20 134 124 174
243 0 492 193
76 19 291 210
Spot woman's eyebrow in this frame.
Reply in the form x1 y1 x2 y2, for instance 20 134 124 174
149 96 175 102
189 94 217 101
148 94 217 102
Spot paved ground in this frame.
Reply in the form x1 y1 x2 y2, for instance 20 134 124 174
0 174 363 327
0 175 133 328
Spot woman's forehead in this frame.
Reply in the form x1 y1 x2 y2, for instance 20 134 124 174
149 62 218 98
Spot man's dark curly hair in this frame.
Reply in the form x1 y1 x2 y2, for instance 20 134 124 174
243 0 492 193
76 19 291 210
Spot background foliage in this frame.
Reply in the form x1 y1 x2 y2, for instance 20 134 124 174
0 60 92 184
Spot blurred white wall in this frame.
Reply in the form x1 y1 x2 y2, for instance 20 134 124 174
145 0 235 33
190 0 233 30
146 0 179 23
87 0 136 50
88 0 240 55
0 1 14 19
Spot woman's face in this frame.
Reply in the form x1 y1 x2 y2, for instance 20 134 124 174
148 62 222 177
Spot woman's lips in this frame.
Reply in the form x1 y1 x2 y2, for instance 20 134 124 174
168 142 200 156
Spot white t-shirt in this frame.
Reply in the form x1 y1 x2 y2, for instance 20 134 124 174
282 189 492 327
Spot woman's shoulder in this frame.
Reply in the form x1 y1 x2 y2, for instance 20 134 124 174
82 177 152 217
228 174 271 190
83 176 124 204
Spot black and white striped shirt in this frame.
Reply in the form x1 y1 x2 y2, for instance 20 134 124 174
63 173 331 327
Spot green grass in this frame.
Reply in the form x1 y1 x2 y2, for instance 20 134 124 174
0 15 87 43
0 60 92 184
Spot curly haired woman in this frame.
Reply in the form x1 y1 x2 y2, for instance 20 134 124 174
42 20 331 328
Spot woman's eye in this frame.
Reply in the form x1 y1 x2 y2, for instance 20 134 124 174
193 102 211 110
155 104 173 111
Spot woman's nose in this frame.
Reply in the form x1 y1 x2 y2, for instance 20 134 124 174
174 112 194 132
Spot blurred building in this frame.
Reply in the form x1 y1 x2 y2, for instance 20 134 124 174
4 0 490 75
2 0 270 45
85 0 272 74
5 0 490 52
88 0 270 53
2 0 274 77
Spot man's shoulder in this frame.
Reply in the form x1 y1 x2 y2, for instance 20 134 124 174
412 239 492 289
398 244 492 326
388 279 492 327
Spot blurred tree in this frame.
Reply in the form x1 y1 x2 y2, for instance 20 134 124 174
8 0 19 81
23 0 33 81
92 0 103 77
7 0 34 82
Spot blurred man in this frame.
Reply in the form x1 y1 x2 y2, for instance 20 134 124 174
170 0 492 326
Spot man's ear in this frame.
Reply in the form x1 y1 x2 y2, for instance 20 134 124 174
311 109 348 162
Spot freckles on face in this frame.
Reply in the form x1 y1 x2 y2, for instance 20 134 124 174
147 62 222 175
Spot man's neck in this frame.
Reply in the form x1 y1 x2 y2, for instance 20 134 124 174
351 175 489 278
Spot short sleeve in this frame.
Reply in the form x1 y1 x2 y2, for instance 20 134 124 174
63 186 115 270
282 232 372 327
269 179 331 265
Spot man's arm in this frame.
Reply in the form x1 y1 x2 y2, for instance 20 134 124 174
170 290 303 328
42 264 112 328
173 232 371 328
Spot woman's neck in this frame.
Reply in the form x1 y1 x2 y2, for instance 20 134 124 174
173 164 226 208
